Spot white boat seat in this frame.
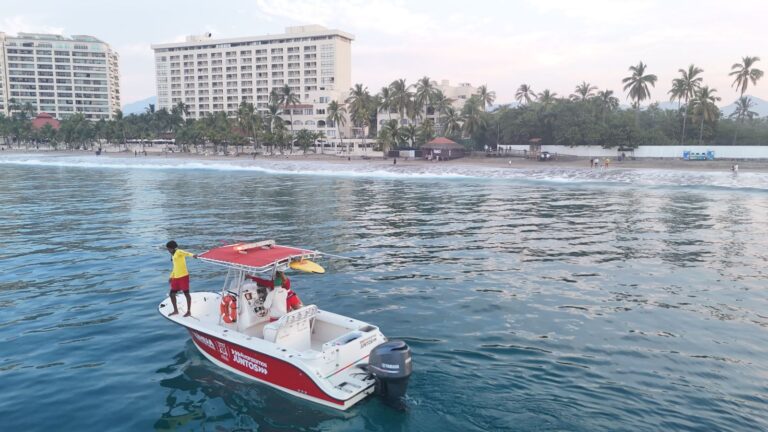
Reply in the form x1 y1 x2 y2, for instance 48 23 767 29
263 305 318 351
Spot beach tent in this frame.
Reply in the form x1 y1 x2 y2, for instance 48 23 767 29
31 113 61 130
421 137 465 160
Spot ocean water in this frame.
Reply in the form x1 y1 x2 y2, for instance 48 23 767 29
1 154 767 432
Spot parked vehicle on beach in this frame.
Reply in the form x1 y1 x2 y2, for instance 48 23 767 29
158 240 412 410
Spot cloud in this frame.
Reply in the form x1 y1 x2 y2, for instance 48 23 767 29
116 43 153 58
1 15 64 35
255 0 438 36
525 0 657 25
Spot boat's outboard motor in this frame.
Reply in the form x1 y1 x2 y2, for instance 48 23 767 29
367 340 412 409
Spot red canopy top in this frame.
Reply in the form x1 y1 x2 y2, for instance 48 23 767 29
198 241 318 272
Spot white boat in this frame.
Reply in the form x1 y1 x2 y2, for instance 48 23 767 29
158 240 412 410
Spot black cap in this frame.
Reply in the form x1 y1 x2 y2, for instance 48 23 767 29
166 240 178 249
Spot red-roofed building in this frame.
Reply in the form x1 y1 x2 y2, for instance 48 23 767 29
31 113 61 131
422 137 466 160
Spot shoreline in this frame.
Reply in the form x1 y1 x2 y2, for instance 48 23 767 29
2 146 766 173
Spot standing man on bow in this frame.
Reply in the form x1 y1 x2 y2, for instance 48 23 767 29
166 240 197 317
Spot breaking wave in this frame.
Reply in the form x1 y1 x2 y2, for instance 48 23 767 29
2 153 767 192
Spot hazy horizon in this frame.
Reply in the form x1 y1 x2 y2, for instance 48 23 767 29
3 0 767 106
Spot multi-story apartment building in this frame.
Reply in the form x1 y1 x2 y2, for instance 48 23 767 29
151 25 353 138
0 32 120 120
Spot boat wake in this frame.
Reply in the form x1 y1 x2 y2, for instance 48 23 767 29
2 153 766 192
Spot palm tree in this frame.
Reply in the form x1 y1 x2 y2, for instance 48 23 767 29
378 86 394 121
431 90 452 135
692 86 720 145
346 83 371 139
378 119 400 152
668 65 703 144
264 97 281 153
572 81 597 101
668 79 686 108
477 85 496 111
595 90 619 123
389 79 410 121
414 76 435 123
173 101 190 119
729 57 763 145
280 84 300 144
729 96 758 145
537 89 558 106
326 100 347 153
730 56 763 96
8 98 22 118
22 102 36 119
237 101 257 150
417 119 435 146
400 124 417 147
622 61 658 110
442 107 463 138
461 95 486 138
515 84 536 105
113 109 127 149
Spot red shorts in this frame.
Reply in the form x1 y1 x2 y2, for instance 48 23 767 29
170 275 190 292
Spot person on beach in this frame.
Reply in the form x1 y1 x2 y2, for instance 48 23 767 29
166 240 197 317
247 270 303 321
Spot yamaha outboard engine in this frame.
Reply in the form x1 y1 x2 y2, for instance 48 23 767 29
367 340 412 409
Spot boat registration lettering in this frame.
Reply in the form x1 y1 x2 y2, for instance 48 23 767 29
192 332 216 350
359 335 376 349
231 349 269 375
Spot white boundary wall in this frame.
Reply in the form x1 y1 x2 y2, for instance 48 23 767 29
498 145 768 159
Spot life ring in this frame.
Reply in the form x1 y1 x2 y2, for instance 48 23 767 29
220 295 237 323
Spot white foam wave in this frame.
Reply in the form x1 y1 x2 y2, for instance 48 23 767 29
2 153 767 191
0 155 475 180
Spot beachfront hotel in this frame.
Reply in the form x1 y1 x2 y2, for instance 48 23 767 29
0 32 121 120
151 25 353 139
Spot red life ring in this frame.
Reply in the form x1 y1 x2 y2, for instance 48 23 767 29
220 295 237 323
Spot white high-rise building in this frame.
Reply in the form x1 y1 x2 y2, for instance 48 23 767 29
151 25 353 138
0 32 120 120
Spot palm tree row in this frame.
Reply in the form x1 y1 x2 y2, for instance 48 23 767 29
507 57 763 146
2 56 763 152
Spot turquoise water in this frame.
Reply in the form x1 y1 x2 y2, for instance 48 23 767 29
1 155 768 431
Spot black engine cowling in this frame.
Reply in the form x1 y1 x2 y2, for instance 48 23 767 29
367 340 412 409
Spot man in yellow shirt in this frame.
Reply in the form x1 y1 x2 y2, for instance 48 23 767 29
166 240 197 316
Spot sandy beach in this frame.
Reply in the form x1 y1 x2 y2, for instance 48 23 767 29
3 144 767 173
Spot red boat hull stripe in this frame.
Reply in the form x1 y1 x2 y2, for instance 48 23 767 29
188 329 345 406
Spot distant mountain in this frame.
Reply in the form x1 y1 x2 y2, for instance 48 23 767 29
655 101 680 111
721 95 768 118
122 96 157 116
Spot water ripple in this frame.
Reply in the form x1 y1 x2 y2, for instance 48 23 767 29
1 157 767 431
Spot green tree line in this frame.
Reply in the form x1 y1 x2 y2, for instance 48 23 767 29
1 58 766 153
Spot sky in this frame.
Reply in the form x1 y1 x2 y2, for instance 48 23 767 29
3 0 767 106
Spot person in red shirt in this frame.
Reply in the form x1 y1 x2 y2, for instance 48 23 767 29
247 270 303 319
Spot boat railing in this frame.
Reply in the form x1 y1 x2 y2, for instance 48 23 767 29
263 305 319 351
